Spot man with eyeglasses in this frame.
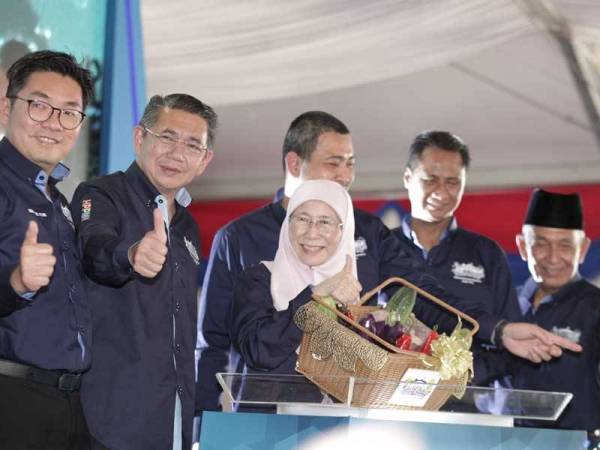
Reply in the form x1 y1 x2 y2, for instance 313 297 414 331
71 94 216 450
0 50 93 449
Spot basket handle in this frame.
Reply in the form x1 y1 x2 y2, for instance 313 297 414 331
312 295 406 355
358 277 479 337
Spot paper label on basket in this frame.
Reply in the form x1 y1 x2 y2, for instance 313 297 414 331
388 368 441 407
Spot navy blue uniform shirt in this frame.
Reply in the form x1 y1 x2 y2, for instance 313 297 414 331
393 216 521 383
0 137 90 371
511 278 600 431
196 201 463 414
230 263 322 409
72 162 201 450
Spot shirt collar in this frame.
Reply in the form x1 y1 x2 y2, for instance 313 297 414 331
400 214 457 258
125 162 191 208
517 273 583 316
0 137 70 186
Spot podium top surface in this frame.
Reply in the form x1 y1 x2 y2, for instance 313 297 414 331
217 372 572 422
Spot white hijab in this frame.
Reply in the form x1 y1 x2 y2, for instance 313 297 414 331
264 179 357 311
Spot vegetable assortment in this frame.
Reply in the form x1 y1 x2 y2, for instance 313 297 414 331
326 287 441 354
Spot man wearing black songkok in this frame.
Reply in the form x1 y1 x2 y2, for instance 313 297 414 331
512 189 600 441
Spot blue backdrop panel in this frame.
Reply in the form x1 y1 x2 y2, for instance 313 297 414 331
200 411 585 450
100 0 146 174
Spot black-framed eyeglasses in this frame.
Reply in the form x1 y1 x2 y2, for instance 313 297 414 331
143 126 208 158
8 96 85 130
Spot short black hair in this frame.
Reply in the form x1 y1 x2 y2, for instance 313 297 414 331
139 94 218 148
406 130 471 170
282 111 349 171
6 50 93 109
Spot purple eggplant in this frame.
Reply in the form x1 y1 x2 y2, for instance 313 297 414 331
358 314 377 340
373 320 386 337
381 322 406 344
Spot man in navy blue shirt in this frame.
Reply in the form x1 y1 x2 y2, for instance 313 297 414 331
393 130 522 383
512 189 600 436
72 94 217 450
0 51 93 450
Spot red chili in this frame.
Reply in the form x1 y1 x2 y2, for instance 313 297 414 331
395 333 412 350
421 330 440 355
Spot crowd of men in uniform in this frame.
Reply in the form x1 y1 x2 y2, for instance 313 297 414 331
0 49 598 450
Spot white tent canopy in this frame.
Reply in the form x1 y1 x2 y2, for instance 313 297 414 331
142 0 600 199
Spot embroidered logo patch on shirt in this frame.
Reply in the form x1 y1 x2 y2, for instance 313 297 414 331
451 262 485 285
184 236 200 265
551 326 581 344
27 208 47 218
355 236 368 258
81 199 92 222
61 203 74 228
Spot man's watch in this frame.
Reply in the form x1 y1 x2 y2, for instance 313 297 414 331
491 319 509 350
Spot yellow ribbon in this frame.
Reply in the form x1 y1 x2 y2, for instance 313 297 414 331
429 322 474 381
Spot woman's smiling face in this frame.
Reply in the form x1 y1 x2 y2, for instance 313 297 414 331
289 200 342 267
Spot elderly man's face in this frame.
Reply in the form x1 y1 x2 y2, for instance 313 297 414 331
517 226 590 294
134 108 213 196
404 146 466 223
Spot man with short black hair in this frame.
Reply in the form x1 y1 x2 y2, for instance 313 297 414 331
0 50 93 450
72 93 217 450
395 130 582 376
395 130 519 379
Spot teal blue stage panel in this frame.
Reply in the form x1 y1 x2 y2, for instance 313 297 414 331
199 411 586 450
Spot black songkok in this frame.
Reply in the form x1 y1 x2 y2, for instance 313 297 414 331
524 188 583 230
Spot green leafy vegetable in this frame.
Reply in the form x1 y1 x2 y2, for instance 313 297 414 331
384 287 416 326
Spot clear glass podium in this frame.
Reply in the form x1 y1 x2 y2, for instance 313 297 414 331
216 373 572 428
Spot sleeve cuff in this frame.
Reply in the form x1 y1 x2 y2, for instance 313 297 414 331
113 240 138 274
0 266 31 315
289 286 314 313
475 313 501 343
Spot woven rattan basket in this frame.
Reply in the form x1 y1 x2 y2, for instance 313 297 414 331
295 277 479 410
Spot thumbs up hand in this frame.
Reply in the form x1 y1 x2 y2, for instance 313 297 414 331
10 221 57 295
129 208 168 278
312 255 362 305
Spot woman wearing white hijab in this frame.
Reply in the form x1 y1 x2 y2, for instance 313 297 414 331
230 180 362 386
